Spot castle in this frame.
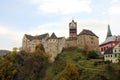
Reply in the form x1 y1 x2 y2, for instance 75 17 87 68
22 20 99 61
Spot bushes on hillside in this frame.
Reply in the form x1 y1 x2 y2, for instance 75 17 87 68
87 50 98 59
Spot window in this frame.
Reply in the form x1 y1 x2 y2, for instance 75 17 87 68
115 49 117 52
115 54 117 57
111 55 112 57
101 48 103 51
107 46 108 49
104 47 106 51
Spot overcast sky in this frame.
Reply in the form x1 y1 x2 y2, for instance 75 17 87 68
0 0 120 50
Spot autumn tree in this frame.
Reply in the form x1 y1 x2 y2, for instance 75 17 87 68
60 63 79 80
15 43 50 79
0 58 17 80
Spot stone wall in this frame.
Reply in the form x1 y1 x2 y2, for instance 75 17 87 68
77 35 99 51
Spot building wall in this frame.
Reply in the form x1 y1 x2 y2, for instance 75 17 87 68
22 36 30 52
22 36 41 52
58 37 66 53
22 34 49 53
104 53 119 63
65 39 77 48
99 42 115 54
104 43 120 63
46 39 58 61
22 32 99 62
113 43 120 53
44 37 66 62
99 36 120 54
77 35 99 51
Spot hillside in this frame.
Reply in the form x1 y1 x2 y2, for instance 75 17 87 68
44 47 120 80
0 46 120 80
0 50 10 57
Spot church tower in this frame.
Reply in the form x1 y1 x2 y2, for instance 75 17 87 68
69 20 77 38
106 24 112 39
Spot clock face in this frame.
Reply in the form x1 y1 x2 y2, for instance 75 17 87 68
71 23 75 28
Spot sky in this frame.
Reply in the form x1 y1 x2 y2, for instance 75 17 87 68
0 0 120 50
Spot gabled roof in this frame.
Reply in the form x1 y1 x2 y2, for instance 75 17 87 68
24 33 49 40
100 36 116 45
35 33 49 39
104 47 113 54
24 34 34 40
49 33 57 39
78 29 98 38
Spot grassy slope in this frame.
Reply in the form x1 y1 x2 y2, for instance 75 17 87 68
43 47 119 80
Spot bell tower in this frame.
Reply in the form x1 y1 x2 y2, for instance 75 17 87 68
69 20 77 38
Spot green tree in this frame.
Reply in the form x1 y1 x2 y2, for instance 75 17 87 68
12 47 18 53
87 50 98 59
115 66 120 79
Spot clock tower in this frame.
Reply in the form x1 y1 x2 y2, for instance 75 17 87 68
69 20 77 38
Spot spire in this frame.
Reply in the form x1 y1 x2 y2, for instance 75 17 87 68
106 24 112 38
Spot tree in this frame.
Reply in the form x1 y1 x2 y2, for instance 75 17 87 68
15 44 50 80
60 63 79 80
12 47 18 53
0 59 17 80
35 43 45 53
115 66 120 79
87 50 98 59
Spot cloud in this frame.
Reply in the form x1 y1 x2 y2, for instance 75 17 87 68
0 25 24 50
0 26 10 35
111 0 119 4
108 0 120 15
0 26 23 42
108 5 120 15
30 0 92 15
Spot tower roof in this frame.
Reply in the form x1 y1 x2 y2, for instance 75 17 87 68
49 32 57 39
106 24 112 38
72 19 74 22
69 19 77 24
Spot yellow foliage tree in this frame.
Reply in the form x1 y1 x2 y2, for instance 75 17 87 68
60 63 79 80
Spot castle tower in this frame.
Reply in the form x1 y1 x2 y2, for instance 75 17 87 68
69 20 77 38
106 24 112 39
